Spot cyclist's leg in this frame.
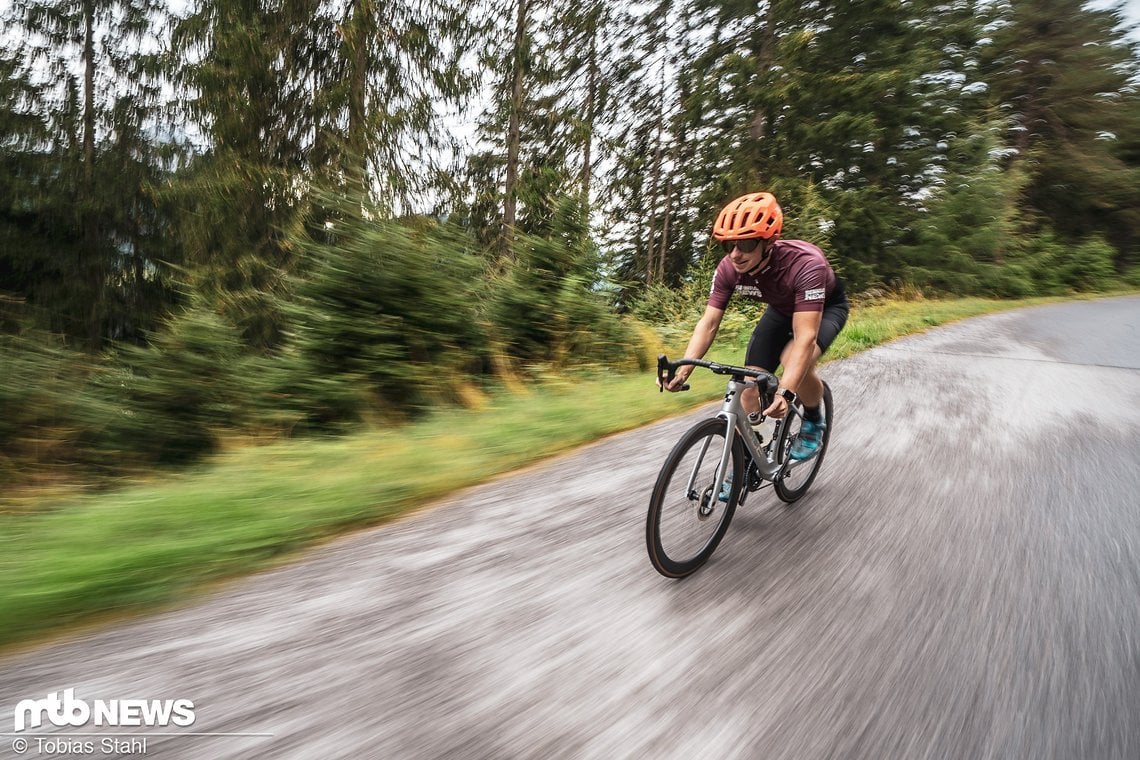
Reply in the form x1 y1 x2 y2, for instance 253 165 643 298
781 343 825 405
742 307 791 415
779 298 849 407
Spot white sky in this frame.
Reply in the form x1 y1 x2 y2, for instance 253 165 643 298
3 0 1138 48
3 0 1138 26
1091 0 1140 37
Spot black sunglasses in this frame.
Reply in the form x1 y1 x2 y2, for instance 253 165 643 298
720 238 763 254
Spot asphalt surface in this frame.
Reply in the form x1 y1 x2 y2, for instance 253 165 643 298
2 296 1139 760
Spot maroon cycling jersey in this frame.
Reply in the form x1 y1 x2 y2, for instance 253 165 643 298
708 239 838 315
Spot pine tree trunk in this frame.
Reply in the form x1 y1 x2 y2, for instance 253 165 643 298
751 1 777 140
645 130 662 285
348 0 371 190
502 0 528 258
83 0 102 348
645 63 667 286
83 2 95 192
658 170 672 283
580 20 598 209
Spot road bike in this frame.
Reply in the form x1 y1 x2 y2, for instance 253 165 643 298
647 354 833 578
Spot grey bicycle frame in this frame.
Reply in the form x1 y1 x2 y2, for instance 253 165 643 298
689 378 803 502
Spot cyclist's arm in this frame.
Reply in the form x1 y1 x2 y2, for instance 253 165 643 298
777 309 823 395
664 304 725 390
774 262 830 398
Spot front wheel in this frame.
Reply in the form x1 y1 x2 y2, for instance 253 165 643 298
647 418 742 578
774 381 833 503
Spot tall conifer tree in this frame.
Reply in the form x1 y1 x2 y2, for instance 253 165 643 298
2 0 172 346
987 0 1140 263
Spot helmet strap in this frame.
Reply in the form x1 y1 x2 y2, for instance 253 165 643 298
747 247 773 275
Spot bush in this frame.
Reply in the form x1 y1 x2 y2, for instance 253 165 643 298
978 263 1037 298
0 327 88 484
628 248 721 329
628 281 699 327
903 263 982 296
239 348 359 435
1059 237 1116 292
1125 265 1140 288
290 201 489 422
486 200 640 370
82 304 252 466
1016 230 1067 295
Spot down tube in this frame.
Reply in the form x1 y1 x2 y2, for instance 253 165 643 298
714 414 738 497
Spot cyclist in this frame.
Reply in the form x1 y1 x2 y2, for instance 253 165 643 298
660 191 849 460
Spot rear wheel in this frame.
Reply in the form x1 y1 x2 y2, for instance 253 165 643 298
774 381 833 503
646 418 742 578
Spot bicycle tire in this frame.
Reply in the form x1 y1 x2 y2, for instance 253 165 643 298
646 417 743 578
773 381 833 503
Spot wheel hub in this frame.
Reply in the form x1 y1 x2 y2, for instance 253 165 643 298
696 485 716 520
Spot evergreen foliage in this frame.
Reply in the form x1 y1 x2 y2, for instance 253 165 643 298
289 193 489 422
1 0 1138 487
486 197 641 369
1 0 176 348
0 318 88 482
987 0 1140 264
84 302 251 465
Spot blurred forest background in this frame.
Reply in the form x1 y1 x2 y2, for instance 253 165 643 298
1 0 1138 487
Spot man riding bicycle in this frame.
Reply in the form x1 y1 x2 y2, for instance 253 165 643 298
660 191 849 461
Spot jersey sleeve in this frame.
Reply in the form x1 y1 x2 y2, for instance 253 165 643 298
707 258 735 310
792 264 830 312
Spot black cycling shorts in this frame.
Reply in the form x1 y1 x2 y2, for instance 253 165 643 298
744 288 850 372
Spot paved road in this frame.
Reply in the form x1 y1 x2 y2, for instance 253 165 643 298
2 296 1139 760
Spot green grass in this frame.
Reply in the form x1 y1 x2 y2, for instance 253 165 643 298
0 293 1111 649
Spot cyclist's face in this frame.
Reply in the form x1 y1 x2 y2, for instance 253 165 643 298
724 238 769 272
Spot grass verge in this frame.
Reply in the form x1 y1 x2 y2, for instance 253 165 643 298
0 294 1114 649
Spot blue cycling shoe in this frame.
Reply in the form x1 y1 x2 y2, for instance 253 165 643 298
789 419 826 461
718 474 733 503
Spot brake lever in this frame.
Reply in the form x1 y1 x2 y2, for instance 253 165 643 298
656 354 690 392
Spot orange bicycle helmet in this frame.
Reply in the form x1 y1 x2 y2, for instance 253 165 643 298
712 192 783 240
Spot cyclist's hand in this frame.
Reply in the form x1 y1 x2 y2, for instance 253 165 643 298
762 395 789 419
660 366 692 392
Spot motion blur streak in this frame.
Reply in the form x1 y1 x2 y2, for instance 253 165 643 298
2 296 1139 760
